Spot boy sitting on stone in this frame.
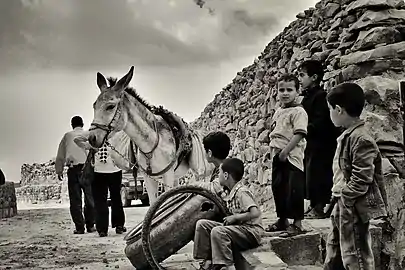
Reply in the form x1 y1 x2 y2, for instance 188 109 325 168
193 158 264 270
323 82 387 269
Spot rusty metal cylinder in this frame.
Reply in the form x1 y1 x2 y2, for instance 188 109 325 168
124 186 229 270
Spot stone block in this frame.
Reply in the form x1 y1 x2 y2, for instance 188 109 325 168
0 181 17 219
270 232 322 265
238 249 288 270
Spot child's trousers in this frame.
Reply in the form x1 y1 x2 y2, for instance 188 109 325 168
193 219 261 266
323 199 375 270
271 152 305 220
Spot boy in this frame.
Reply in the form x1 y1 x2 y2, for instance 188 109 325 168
324 82 387 269
298 60 339 218
265 73 308 237
196 131 231 198
193 158 264 270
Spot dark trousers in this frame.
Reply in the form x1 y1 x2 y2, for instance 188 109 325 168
92 171 125 233
305 145 335 208
67 165 95 230
271 154 305 220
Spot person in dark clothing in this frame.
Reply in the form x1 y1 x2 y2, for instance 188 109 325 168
55 116 96 234
75 133 127 237
298 60 339 219
0 168 5 185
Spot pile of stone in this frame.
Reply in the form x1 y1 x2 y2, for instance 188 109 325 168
17 159 68 204
20 159 59 186
15 184 62 204
191 0 405 268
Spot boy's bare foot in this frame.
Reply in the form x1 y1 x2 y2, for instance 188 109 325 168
293 219 303 230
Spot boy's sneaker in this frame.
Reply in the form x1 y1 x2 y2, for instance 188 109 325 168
116 226 127 234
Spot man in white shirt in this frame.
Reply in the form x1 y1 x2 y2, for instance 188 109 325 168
55 116 96 234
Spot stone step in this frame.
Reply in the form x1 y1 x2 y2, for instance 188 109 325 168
237 250 288 270
161 216 384 269
238 221 383 269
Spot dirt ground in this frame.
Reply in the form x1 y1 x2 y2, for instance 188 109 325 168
0 202 196 270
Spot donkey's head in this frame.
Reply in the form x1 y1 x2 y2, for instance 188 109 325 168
88 66 134 148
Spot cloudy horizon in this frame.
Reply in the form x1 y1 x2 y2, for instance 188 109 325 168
0 0 318 182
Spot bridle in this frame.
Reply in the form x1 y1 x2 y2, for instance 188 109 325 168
89 94 124 147
89 92 165 176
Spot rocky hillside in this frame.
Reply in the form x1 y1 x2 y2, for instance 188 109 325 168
192 0 405 202
191 0 405 268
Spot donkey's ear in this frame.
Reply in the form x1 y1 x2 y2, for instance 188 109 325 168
113 66 134 92
97 72 108 91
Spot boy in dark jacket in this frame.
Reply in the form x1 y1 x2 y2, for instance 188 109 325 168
323 82 387 270
298 60 339 218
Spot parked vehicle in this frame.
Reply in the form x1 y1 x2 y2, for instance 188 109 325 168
119 171 151 207
107 170 164 207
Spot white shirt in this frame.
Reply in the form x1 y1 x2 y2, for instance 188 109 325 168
73 131 121 174
94 143 121 173
331 131 347 197
55 127 88 174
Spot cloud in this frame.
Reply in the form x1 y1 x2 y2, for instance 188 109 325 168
0 0 318 72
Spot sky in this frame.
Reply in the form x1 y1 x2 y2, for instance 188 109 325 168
0 0 318 182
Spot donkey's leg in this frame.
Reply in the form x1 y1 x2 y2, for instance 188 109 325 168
144 176 159 205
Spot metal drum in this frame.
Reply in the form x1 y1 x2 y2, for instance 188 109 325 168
124 186 229 270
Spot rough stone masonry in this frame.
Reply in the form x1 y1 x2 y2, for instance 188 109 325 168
191 0 405 269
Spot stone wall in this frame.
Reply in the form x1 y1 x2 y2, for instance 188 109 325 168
191 0 405 268
0 182 18 218
17 160 69 204
20 159 59 186
15 184 63 204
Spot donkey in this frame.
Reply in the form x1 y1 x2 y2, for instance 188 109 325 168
87 66 213 205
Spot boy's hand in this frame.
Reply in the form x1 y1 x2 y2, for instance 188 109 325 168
223 215 239 225
279 149 288 162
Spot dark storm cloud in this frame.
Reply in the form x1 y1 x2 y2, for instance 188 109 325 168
0 0 318 71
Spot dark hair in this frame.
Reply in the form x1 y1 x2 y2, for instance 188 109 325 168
221 158 244 182
203 131 231 160
327 82 365 117
298 60 324 83
71 116 84 128
278 73 299 90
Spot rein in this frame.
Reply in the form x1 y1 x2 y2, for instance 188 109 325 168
89 92 181 178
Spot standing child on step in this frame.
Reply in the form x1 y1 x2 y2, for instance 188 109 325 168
265 73 308 237
323 82 387 269
193 158 264 270
298 60 339 218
